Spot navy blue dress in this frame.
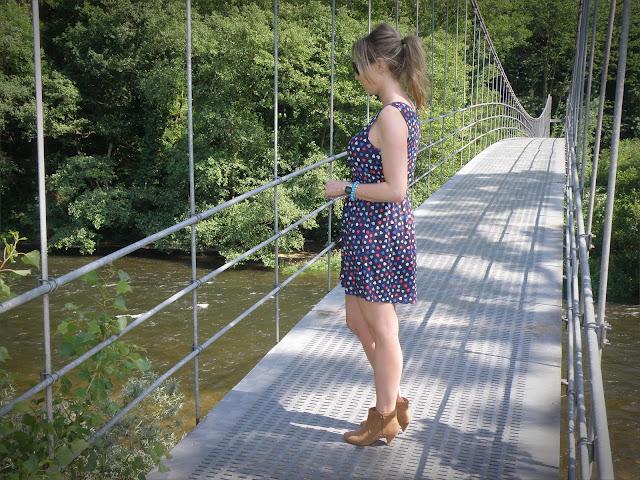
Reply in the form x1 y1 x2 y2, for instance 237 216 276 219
339 101 419 304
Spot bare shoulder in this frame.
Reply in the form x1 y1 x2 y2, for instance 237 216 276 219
375 106 408 139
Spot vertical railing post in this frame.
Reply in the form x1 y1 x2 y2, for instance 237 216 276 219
273 0 281 343
441 0 449 178
473 13 480 158
575 0 591 191
480 37 486 153
586 0 616 249
185 0 201 424
428 0 435 194
496 73 500 139
490 46 494 144
479 34 484 151
477 18 482 153
460 0 468 169
501 74 506 140
488 53 493 146
596 0 631 350
31 0 54 457
570 7 579 146
367 0 371 122
512 90 516 135
504 75 508 138
467 13 476 165
327 0 335 292
451 0 459 172
580 0 599 193
569 6 581 148
508 89 513 135
395 0 399 31
411 0 418 209
499 67 509 140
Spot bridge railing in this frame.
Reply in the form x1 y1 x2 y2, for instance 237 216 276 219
563 0 631 478
1 0 550 473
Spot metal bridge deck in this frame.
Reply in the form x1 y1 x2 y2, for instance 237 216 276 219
148 137 565 480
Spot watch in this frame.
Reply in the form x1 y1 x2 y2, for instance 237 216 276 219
344 184 352 196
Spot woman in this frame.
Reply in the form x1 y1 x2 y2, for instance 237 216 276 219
324 22 427 446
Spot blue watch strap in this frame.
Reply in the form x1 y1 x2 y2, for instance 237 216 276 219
350 181 359 201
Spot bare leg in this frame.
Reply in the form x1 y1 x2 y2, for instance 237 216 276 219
345 294 376 364
356 298 403 414
345 295 402 402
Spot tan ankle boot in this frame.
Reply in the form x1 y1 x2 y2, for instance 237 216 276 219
360 396 411 432
344 406 401 446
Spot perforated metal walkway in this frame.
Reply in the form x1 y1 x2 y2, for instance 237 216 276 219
148 137 565 480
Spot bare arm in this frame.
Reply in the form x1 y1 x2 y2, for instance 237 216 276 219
352 106 408 203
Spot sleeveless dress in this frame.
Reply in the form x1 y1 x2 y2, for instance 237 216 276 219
339 101 419 304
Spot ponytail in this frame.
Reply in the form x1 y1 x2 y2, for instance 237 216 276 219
401 35 430 110
351 23 431 111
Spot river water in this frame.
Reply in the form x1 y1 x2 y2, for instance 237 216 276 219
2 255 637 478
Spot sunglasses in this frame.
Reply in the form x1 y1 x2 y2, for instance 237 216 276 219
351 61 359 75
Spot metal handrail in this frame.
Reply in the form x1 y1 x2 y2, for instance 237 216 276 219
563 0 630 477
2 0 551 472
0 150 347 316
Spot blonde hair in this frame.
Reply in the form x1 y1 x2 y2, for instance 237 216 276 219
352 22 430 110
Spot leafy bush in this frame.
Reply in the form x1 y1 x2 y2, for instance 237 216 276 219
589 138 640 304
0 240 184 478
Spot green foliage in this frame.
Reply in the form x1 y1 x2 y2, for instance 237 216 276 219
0 1 86 139
63 371 183 480
0 261 183 478
0 2 87 236
1 0 479 262
49 155 132 254
481 0 640 138
589 138 640 304
5 0 633 291
0 231 40 302
480 0 578 117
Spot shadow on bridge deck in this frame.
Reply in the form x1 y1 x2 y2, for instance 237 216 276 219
148 137 565 480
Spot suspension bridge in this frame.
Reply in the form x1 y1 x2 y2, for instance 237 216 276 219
0 0 631 479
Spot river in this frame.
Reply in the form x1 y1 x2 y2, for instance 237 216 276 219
1 255 637 478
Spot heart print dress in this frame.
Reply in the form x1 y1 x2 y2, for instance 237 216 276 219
339 101 419 304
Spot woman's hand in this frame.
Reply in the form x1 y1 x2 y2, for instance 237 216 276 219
325 180 351 199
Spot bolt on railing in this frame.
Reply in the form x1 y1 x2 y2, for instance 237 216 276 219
1 0 550 473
